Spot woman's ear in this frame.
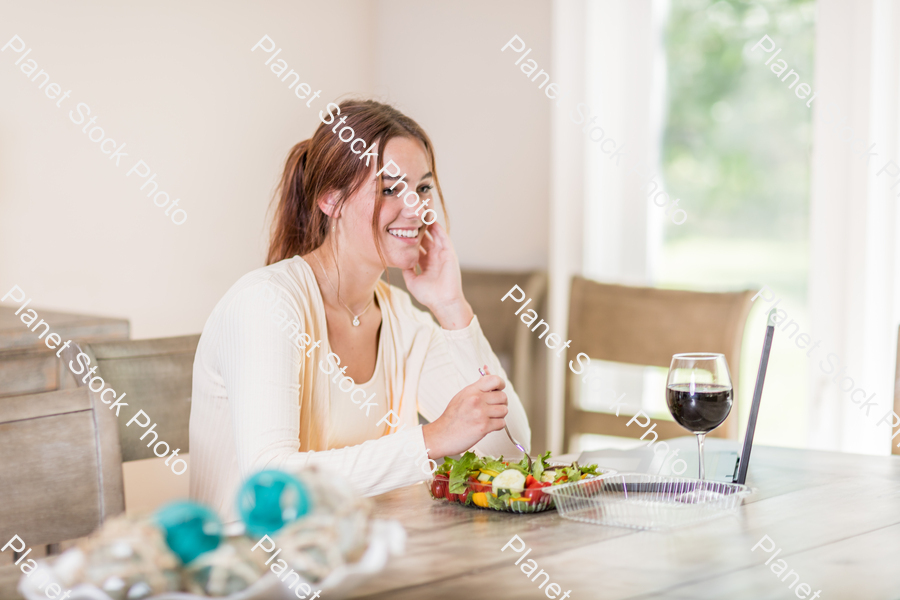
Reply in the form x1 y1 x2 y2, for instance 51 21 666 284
317 191 341 219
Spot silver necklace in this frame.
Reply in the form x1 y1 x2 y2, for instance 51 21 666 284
311 252 375 327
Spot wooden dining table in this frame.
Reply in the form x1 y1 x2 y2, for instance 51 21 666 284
349 445 900 600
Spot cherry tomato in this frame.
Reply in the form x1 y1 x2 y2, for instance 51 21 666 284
431 478 448 499
523 487 545 503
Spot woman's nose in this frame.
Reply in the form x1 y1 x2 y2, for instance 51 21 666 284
399 193 428 218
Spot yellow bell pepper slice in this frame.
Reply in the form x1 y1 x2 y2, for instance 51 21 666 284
471 492 490 507
479 468 500 477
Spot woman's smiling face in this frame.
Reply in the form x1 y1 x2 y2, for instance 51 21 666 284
330 136 437 271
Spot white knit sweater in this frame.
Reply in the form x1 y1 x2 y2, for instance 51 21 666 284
188 256 531 520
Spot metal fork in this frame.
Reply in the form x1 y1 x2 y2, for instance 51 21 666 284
479 366 532 470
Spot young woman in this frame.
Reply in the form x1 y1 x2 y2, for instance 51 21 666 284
189 99 531 519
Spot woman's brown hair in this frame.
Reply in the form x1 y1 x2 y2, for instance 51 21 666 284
267 99 447 266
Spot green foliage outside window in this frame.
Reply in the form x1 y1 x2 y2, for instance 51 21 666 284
662 0 815 242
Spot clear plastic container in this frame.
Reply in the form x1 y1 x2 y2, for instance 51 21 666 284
546 473 753 530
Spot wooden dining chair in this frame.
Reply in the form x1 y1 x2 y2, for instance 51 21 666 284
63 335 200 462
564 277 755 451
0 387 124 598
0 306 129 400
385 268 548 448
458 270 548 395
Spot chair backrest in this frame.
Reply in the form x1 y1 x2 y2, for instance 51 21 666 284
65 335 200 462
565 277 755 450
385 268 548 445
0 388 124 547
384 267 548 367
458 269 548 362
460 271 548 446
0 306 129 399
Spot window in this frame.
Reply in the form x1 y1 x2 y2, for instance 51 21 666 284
657 0 816 448
576 0 816 452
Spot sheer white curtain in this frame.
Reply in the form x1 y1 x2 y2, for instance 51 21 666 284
807 0 900 455
547 0 585 453
581 0 668 285
547 0 667 452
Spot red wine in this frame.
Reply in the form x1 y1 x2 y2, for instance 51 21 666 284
666 383 733 433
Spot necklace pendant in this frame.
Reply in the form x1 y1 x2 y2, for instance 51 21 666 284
352 317 360 326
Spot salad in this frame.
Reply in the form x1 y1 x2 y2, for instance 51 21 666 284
429 451 601 512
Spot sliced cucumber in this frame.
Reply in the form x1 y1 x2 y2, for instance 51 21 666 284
492 469 526 495
477 472 492 482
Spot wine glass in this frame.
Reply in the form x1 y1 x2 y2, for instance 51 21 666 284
666 353 733 483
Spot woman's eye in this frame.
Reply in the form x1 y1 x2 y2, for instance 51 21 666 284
418 184 433 194
382 187 396 196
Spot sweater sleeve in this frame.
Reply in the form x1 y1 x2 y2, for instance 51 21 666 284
216 281 431 497
415 312 532 457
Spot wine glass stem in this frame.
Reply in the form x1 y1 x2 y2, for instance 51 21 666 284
696 432 706 480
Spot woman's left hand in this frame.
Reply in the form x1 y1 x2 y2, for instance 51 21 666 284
403 222 473 330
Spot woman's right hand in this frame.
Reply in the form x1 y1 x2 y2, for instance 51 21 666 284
422 375 509 459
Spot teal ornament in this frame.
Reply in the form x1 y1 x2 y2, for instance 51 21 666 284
153 501 223 565
237 470 311 537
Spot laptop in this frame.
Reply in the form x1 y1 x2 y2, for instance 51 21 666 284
577 308 776 485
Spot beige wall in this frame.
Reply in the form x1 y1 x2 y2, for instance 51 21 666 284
373 0 551 271
0 0 550 340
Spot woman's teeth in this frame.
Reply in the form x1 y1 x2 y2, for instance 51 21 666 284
388 228 419 239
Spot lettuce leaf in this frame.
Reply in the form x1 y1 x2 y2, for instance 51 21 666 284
436 456 456 476
481 458 507 473
500 455 529 477
449 451 480 494
551 462 599 484
579 463 599 477
531 450 552 481
486 493 507 510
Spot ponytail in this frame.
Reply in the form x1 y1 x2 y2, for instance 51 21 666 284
267 140 326 265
